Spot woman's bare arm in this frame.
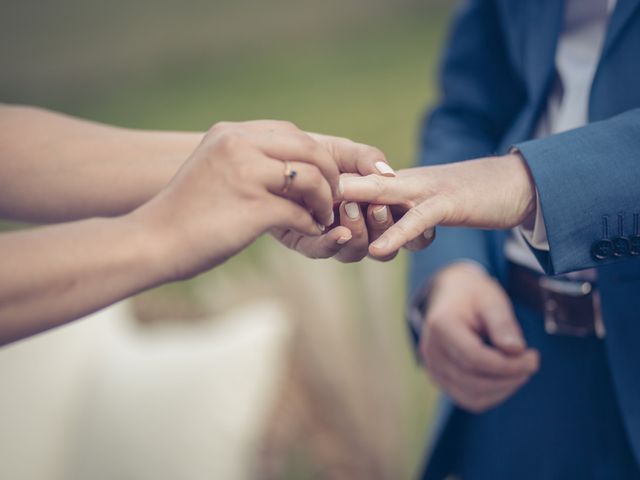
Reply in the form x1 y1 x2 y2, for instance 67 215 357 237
0 120 340 345
0 214 168 344
0 104 202 223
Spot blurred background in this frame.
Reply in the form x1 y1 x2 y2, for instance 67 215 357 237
0 0 453 478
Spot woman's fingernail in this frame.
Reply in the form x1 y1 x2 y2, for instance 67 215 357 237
327 211 335 226
345 202 360 220
338 178 344 196
371 237 389 250
317 223 326 232
375 161 396 177
423 228 435 240
373 206 388 223
337 233 352 245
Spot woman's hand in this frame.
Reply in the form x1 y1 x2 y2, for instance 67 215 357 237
339 153 537 258
0 119 363 343
133 120 341 281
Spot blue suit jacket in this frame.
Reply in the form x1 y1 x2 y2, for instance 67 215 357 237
410 0 640 471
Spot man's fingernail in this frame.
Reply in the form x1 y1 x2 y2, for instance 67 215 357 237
375 161 396 177
327 211 335 226
345 202 360 219
337 234 352 245
373 206 388 223
371 237 389 250
423 228 435 240
338 178 344 196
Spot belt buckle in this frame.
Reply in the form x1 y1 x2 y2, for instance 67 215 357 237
538 277 605 339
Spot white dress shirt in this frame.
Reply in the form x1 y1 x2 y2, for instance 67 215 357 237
505 0 617 275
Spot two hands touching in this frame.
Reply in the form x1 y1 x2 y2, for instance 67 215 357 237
143 119 433 283
163 120 542 273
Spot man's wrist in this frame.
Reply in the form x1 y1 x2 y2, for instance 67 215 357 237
408 260 489 352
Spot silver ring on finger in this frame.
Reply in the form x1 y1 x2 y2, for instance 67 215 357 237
281 161 297 195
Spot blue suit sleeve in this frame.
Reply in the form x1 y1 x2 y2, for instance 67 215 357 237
515 108 640 275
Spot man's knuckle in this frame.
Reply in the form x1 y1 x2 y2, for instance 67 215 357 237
289 233 308 253
409 205 428 220
368 174 387 195
424 315 444 339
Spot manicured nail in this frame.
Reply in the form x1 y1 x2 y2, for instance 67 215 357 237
337 233 352 245
375 161 396 176
373 206 388 223
327 211 335 226
345 202 360 220
423 228 435 240
371 237 389 250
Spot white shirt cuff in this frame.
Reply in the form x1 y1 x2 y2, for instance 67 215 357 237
518 190 550 251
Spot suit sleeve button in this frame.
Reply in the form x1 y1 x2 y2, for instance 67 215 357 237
591 239 613 261
612 236 631 257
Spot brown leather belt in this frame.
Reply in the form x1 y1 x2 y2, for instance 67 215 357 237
507 262 605 338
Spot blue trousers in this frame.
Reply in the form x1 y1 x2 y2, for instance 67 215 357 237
424 302 640 480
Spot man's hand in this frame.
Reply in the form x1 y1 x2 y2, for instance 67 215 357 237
420 262 540 413
339 153 537 258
